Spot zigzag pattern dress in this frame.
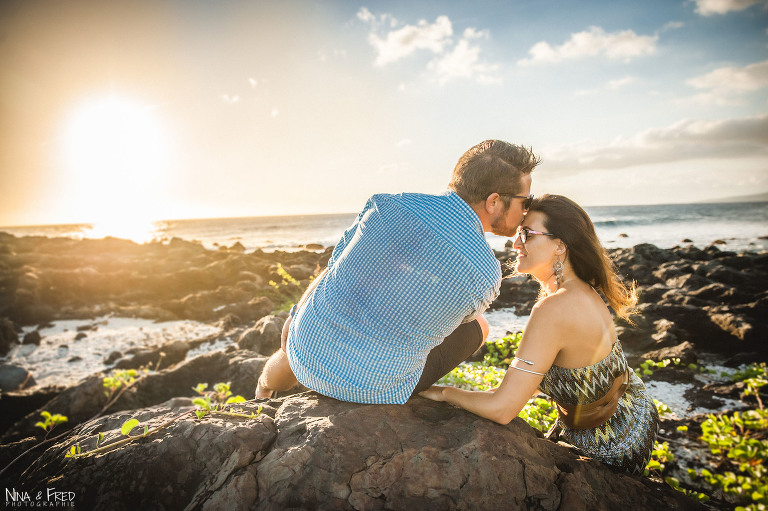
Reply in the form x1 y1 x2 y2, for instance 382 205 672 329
537 340 659 475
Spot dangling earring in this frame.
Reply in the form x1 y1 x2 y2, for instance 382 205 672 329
553 258 564 288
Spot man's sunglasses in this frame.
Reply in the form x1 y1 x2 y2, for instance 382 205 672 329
499 194 534 209
515 226 555 244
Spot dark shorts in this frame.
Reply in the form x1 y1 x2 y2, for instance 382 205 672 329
410 319 485 397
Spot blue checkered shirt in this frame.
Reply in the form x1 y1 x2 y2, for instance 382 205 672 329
286 191 501 404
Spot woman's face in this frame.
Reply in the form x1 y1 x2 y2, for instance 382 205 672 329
512 211 559 277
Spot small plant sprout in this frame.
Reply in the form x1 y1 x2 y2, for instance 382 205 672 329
34 411 68 435
64 384 263 460
654 399 673 418
192 381 251 420
120 418 140 436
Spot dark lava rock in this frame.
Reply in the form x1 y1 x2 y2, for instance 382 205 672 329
1 393 703 511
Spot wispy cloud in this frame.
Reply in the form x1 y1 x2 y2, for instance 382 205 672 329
690 0 767 16
685 60 768 105
358 8 452 66
357 8 500 84
518 26 658 66
607 76 637 90
574 76 637 96
543 115 768 171
662 21 685 30
427 28 500 84
220 94 239 104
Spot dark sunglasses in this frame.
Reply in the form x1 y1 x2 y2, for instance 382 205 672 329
498 194 534 209
514 226 555 244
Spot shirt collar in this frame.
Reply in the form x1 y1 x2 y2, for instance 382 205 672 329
444 190 484 235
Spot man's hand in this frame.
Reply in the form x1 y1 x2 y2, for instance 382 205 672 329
281 316 292 353
419 385 447 402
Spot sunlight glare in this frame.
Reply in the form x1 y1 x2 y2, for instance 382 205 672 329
84 217 160 244
60 94 171 238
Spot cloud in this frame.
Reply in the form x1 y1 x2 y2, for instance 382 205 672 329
685 60 768 105
543 115 768 171
574 75 636 96
360 10 453 66
427 28 500 84
357 9 500 84
606 76 637 90
518 26 658 66
220 94 239 104
662 21 685 30
691 0 767 16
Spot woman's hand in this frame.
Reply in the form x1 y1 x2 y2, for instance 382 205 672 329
419 386 447 402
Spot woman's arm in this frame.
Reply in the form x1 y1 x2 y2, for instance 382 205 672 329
420 298 563 424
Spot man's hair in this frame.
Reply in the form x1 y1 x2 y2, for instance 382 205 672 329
448 140 540 204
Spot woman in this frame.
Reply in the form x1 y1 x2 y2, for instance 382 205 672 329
420 194 658 475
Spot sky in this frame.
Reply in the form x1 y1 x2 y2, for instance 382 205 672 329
1 0 767 227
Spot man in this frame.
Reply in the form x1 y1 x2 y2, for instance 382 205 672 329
256 140 538 404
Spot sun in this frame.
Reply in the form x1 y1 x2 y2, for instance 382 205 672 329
60 94 171 241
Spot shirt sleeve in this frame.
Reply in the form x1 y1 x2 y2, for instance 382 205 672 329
459 268 502 323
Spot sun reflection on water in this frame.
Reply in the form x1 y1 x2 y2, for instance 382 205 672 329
83 218 162 244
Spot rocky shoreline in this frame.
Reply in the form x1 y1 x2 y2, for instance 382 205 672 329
0 232 766 510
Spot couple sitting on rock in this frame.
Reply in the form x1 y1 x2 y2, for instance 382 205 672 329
255 140 658 475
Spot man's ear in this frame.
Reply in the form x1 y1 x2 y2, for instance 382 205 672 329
485 193 502 214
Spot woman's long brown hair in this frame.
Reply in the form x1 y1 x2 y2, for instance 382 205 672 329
527 194 636 321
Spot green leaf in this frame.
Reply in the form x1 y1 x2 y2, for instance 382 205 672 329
97 432 104 447
193 398 211 409
226 395 246 404
41 411 51 420
121 418 140 436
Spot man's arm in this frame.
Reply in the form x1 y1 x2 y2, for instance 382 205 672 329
280 267 328 353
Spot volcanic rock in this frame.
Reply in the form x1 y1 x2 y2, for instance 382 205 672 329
1 393 704 511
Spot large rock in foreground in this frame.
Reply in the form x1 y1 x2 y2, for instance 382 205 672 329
4 393 702 511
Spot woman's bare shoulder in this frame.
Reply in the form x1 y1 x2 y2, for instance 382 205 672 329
531 288 599 327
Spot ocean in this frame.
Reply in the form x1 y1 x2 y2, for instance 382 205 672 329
2 201 767 253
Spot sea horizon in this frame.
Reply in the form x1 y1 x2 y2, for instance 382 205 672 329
3 195 768 230
2 199 767 254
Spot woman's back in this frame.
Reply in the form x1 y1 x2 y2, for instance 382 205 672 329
537 280 617 369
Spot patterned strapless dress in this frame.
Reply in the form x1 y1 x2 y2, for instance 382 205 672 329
537 340 659 475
